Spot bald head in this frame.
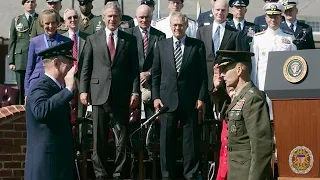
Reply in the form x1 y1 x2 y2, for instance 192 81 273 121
136 5 152 30
213 0 229 23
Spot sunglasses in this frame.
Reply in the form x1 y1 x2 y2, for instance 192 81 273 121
67 15 79 20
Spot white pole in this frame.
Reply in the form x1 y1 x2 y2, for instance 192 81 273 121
157 0 161 18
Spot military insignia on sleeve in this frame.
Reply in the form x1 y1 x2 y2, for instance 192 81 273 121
283 56 308 83
95 21 102 32
247 27 255 37
282 37 291 44
289 146 314 174
16 23 23 31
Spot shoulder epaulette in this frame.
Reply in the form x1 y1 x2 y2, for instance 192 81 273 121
255 31 265 36
283 30 294 35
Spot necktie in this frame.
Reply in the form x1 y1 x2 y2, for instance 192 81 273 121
72 33 78 73
143 30 148 57
174 40 183 72
290 24 294 32
237 23 241 31
28 16 33 26
108 32 116 61
213 25 221 55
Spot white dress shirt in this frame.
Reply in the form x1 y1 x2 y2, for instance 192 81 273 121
105 27 118 48
286 20 297 32
233 19 245 31
212 21 226 49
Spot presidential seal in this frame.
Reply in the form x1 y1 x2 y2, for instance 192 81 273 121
289 146 314 174
283 56 308 83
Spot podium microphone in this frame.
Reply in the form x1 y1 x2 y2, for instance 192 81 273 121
129 106 169 146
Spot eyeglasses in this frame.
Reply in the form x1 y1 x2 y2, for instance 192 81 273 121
67 15 78 20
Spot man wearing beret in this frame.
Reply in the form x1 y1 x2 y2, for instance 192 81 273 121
154 0 197 38
30 0 67 38
24 41 76 180
78 0 97 34
228 0 261 51
280 0 315 49
8 0 38 105
214 50 273 180
90 0 134 33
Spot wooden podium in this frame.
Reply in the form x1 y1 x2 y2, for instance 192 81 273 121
265 50 320 179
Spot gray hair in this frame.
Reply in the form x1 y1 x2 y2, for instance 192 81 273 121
63 8 78 21
102 1 122 17
170 12 188 24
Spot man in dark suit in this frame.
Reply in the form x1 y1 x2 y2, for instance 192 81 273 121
280 0 315 49
152 12 207 180
79 2 139 180
125 4 165 120
254 0 281 31
196 0 233 27
63 8 89 123
25 41 76 180
78 0 97 34
228 0 260 51
8 0 38 105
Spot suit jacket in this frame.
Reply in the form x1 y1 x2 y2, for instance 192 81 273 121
196 24 241 91
62 31 89 78
8 13 38 70
125 26 165 87
24 33 71 95
280 20 315 50
152 37 208 112
226 82 273 180
228 20 261 51
80 29 139 107
25 75 74 180
196 10 233 27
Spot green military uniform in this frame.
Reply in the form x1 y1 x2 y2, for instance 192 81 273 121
226 82 273 180
90 14 134 33
8 13 38 104
30 15 68 38
79 13 96 34
215 50 273 180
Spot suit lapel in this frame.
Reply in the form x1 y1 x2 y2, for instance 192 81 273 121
114 30 126 65
146 28 156 56
281 22 292 33
133 27 144 63
165 38 176 72
97 30 111 65
219 25 233 50
295 21 303 37
43 75 61 93
179 37 192 75
79 32 86 56
205 25 214 56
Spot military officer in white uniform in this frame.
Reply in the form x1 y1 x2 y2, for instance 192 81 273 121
154 0 197 38
250 2 297 119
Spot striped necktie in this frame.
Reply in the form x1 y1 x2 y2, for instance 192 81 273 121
174 40 183 72
143 30 148 57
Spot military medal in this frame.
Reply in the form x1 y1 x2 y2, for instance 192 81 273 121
95 21 102 32
231 99 245 111
282 37 291 44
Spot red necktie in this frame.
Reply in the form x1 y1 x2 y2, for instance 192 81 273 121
108 32 115 61
72 33 78 73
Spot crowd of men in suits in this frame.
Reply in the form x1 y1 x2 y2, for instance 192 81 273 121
8 0 316 179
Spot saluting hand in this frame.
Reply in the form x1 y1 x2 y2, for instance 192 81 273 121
65 66 75 91
213 64 223 90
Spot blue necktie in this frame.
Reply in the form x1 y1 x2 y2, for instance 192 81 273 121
213 25 221 55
